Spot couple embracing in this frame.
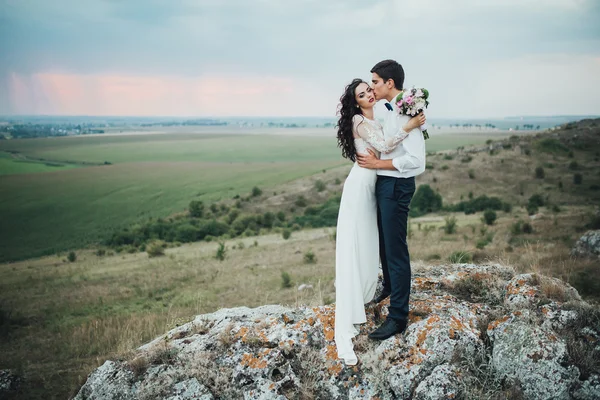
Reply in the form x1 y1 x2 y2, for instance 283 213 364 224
334 59 427 366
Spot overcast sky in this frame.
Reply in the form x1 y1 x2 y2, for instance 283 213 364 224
1 0 599 118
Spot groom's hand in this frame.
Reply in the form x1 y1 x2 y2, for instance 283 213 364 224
356 149 380 169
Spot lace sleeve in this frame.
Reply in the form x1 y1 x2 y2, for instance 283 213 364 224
352 115 409 154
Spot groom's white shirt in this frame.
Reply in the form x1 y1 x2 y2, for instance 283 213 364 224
377 98 426 178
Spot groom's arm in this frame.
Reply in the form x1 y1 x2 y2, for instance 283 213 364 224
356 150 396 170
357 140 424 172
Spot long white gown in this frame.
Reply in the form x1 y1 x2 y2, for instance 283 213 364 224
334 115 409 365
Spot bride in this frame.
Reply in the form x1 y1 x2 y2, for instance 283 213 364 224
334 78 424 366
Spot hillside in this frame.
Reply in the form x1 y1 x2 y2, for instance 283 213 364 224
0 119 599 399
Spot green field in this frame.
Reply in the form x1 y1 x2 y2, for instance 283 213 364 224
0 151 79 175
0 130 517 262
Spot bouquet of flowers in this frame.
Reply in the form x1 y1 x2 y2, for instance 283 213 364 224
395 87 430 139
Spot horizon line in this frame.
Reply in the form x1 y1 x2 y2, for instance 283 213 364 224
1 114 599 120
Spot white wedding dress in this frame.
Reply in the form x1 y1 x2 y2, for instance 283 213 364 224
335 115 409 365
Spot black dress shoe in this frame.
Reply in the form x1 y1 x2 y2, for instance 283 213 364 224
368 318 407 340
373 291 390 304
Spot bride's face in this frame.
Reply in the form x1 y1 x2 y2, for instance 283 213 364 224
354 83 375 110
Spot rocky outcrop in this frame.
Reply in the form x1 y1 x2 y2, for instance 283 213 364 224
572 230 600 259
74 263 600 400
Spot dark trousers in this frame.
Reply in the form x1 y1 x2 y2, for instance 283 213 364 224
376 175 415 322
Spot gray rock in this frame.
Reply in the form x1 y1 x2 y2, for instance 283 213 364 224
488 310 579 400
165 378 213 400
413 364 461 400
73 361 135 400
572 230 600 258
0 369 20 393
573 374 600 400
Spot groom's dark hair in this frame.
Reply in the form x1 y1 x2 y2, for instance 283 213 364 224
371 60 404 90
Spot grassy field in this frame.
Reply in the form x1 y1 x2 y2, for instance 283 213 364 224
0 129 521 262
0 151 79 175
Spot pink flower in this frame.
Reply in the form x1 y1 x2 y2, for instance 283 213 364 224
405 96 414 104
397 99 403 107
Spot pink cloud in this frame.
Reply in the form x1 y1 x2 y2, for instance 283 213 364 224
5 72 332 116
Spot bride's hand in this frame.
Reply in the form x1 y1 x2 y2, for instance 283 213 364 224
403 113 426 132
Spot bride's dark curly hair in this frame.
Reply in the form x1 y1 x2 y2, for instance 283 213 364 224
336 78 366 162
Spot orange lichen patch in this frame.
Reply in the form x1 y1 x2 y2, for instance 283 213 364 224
541 307 552 316
236 327 249 340
307 317 315 326
408 313 424 323
413 277 438 291
241 353 268 369
450 316 466 331
415 314 441 347
506 278 539 296
258 331 269 342
269 383 275 390
324 343 338 361
313 307 336 342
282 314 293 324
488 315 510 330
404 346 425 366
329 362 343 376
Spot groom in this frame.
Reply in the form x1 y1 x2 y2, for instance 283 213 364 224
357 59 426 340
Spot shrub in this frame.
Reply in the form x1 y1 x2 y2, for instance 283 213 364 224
95 249 106 256
262 212 275 228
147 241 165 257
282 229 291 240
573 173 583 185
528 193 545 208
176 224 199 243
67 251 77 262
522 222 533 234
295 196 308 207
334 178 341 185
569 161 579 170
304 250 316 264
527 203 539 215
276 211 286 222
534 166 545 179
293 195 340 228
215 242 227 261
189 200 204 218
281 272 292 288
448 251 472 263
482 210 497 225
448 195 509 215
441 165 449 170
236 241 245 250
461 156 473 163
468 169 475 179
251 186 262 197
410 184 443 217
536 138 569 154
444 216 457 234
314 180 326 192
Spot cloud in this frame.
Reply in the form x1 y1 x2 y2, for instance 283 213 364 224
1 0 599 117
5 72 334 116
